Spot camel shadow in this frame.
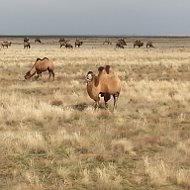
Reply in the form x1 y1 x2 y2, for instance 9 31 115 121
70 102 106 111
70 102 89 111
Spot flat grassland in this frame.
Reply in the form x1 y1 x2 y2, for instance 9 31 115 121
0 37 190 190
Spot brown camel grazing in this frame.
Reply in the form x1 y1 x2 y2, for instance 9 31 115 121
34 38 42 43
24 57 55 80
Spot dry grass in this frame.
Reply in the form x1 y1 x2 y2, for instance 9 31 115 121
0 37 190 189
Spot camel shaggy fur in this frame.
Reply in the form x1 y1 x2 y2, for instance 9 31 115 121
24 57 55 80
86 65 121 110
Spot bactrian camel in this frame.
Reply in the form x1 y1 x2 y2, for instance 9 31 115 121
86 65 121 110
24 57 55 80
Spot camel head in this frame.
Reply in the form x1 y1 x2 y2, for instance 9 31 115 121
86 71 95 82
24 71 31 79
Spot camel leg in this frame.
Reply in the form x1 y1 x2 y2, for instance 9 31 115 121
113 93 120 111
28 71 37 79
51 71 55 80
94 98 100 110
94 101 99 110
47 69 55 80
35 71 41 80
35 74 40 80
104 93 111 109
48 70 51 80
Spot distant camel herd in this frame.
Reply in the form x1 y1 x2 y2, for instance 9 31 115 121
59 38 83 48
1 37 155 49
115 39 154 49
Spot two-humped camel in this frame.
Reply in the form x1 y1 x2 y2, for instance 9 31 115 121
134 40 144 48
1 41 12 48
24 57 55 80
146 41 154 48
75 39 83 47
86 65 121 110
59 39 73 48
116 39 127 49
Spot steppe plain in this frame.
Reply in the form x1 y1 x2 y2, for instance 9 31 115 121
0 36 190 189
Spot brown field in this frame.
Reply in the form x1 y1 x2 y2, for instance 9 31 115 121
0 36 190 190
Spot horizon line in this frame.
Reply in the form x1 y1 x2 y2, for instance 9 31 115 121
0 34 190 38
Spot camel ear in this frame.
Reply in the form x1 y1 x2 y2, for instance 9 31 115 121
98 66 104 73
105 65 110 74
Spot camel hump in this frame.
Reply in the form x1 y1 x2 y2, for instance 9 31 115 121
98 66 104 73
36 57 49 62
105 65 110 74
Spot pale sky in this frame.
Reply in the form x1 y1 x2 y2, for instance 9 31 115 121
0 0 189 36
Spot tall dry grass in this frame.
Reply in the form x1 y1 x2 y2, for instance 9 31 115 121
0 38 190 189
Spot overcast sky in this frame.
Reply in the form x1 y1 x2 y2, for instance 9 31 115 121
0 0 189 36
